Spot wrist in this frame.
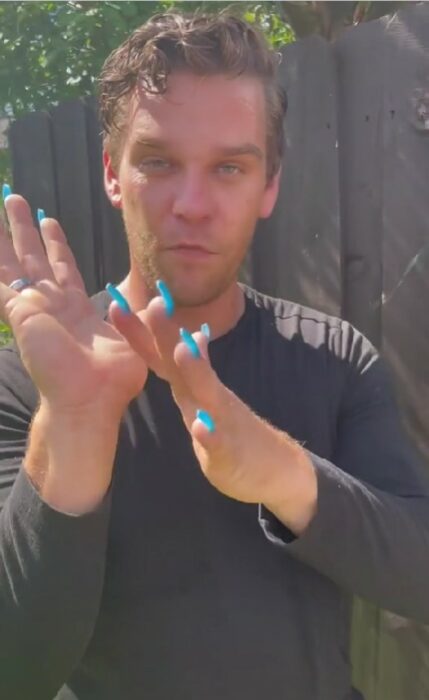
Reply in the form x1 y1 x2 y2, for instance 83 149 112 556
262 441 318 536
37 396 123 429
24 400 121 515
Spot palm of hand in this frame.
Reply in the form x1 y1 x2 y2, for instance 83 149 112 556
1 195 147 415
8 284 147 412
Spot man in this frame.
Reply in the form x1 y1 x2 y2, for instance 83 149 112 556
1 11 429 700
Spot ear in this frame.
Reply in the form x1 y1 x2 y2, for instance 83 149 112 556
259 166 282 219
103 150 122 209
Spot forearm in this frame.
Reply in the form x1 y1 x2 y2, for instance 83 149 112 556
0 464 111 698
0 403 118 697
260 434 318 536
260 453 429 622
24 399 121 515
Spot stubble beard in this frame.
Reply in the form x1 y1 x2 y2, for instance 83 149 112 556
124 226 243 310
126 223 160 293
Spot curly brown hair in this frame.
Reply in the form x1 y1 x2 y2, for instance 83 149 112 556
98 11 287 183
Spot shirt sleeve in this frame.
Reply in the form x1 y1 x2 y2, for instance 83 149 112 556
259 322 429 623
0 344 112 700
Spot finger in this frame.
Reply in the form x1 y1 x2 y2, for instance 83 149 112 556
0 216 34 323
173 330 227 413
109 301 166 379
0 280 20 324
191 410 224 453
4 195 55 282
0 214 27 286
144 296 185 385
40 217 86 291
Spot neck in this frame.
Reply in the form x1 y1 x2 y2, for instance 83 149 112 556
117 273 245 340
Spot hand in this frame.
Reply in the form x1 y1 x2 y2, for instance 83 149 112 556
0 195 150 420
113 295 318 532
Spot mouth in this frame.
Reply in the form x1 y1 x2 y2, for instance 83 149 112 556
164 244 216 259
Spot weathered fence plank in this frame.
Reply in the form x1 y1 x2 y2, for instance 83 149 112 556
373 7 429 700
335 16 384 348
334 18 387 700
335 7 429 700
51 100 99 295
379 5 429 464
9 110 58 220
85 96 130 287
253 34 341 318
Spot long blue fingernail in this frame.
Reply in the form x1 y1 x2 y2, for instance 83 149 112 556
196 409 215 433
2 184 12 202
200 323 211 340
180 328 201 358
37 208 45 223
105 283 131 314
156 279 174 317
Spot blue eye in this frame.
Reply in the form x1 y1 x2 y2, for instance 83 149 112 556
218 164 241 175
139 158 170 171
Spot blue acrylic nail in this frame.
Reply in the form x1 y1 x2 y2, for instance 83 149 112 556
200 323 211 340
156 279 174 317
2 184 12 202
180 328 201 358
105 283 131 314
196 409 215 433
37 208 46 223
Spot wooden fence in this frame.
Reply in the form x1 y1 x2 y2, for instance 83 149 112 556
8 4 429 699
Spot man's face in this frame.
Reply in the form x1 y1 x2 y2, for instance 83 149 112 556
106 71 280 307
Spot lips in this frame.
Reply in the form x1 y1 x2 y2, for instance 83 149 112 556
166 244 214 254
165 245 215 260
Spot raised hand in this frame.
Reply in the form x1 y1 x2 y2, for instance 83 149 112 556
112 292 318 533
0 194 149 419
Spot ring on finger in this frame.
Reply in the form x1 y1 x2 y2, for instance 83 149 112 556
8 277 35 292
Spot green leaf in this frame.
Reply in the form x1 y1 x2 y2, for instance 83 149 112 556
0 1 295 121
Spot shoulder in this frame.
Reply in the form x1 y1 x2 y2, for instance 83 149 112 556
242 284 377 374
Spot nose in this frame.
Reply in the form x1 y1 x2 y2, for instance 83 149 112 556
172 171 214 221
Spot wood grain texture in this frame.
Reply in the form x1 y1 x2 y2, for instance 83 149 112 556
253 34 341 318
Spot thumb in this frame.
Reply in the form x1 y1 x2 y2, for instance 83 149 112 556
174 326 240 453
191 408 225 453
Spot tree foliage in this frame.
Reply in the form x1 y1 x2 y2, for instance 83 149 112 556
0 1 293 121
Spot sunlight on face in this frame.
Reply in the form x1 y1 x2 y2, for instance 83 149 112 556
117 72 279 307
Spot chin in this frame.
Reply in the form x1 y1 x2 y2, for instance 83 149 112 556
135 250 237 308
167 288 217 309
164 276 231 309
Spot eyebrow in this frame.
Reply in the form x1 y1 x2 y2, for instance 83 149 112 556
133 137 263 160
218 143 263 160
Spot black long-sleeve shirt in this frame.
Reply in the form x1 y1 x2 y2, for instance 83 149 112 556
1 285 429 700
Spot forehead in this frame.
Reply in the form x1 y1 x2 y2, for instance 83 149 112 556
124 72 267 151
